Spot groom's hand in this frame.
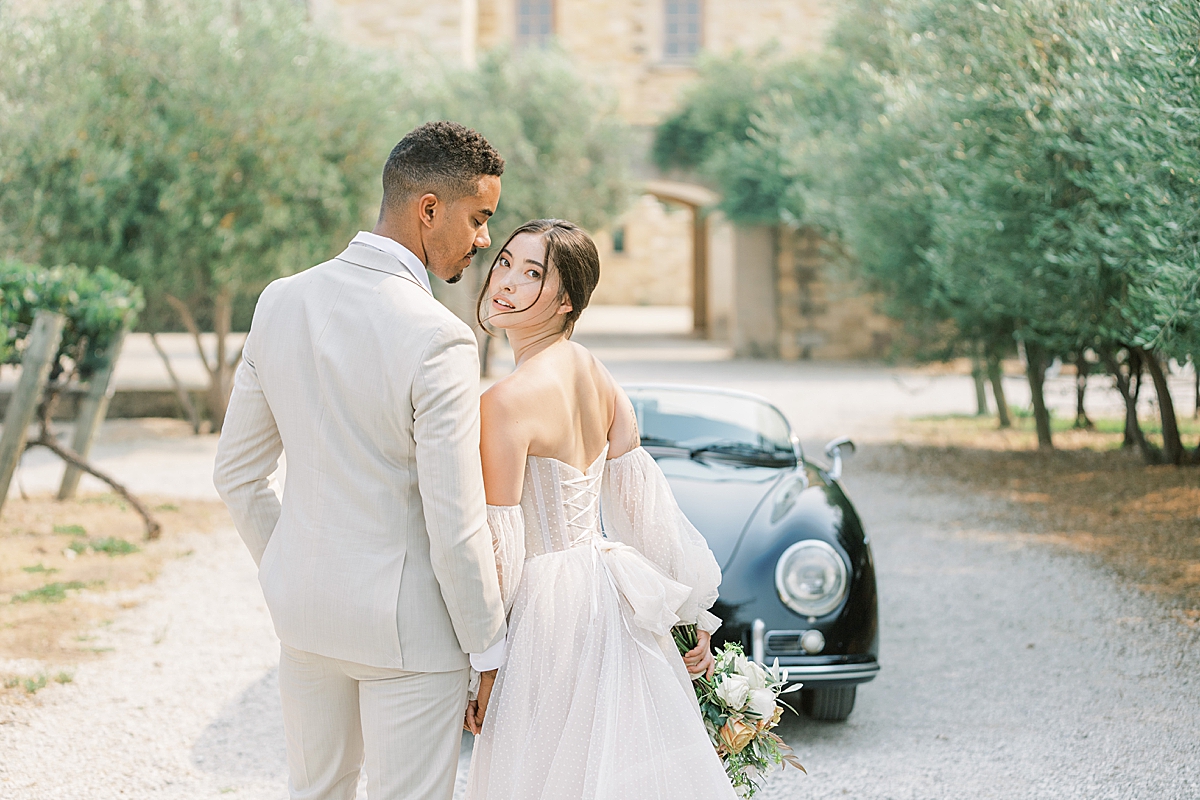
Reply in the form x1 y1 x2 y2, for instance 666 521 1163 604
465 670 498 735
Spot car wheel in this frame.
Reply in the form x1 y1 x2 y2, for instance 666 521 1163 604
801 686 856 721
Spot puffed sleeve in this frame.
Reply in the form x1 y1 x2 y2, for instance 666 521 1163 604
487 504 526 616
600 448 722 633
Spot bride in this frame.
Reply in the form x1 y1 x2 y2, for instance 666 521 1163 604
463 219 737 799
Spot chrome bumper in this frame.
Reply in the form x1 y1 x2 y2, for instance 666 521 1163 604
751 618 879 685
775 662 880 684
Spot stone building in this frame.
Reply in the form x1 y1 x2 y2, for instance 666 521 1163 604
303 0 898 360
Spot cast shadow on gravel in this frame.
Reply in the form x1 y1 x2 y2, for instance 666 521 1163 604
192 668 288 780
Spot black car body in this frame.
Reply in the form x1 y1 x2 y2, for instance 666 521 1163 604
625 384 879 721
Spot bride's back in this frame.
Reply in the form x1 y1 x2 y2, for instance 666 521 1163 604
497 340 615 473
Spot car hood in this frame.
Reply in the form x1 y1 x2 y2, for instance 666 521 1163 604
652 455 790 567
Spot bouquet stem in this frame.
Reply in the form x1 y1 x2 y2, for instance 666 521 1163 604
672 623 699 655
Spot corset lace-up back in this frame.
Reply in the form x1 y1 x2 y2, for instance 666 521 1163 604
520 444 608 557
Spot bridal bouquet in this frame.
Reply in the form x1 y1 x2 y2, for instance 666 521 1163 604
674 625 805 798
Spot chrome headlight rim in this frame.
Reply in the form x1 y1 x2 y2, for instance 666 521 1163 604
774 539 849 617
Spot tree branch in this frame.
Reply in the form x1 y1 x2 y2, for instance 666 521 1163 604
27 388 162 539
164 293 215 378
150 332 202 434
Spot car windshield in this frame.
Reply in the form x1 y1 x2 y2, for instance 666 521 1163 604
626 386 796 465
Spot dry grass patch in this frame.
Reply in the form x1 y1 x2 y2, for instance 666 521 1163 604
0 494 228 700
881 415 1200 626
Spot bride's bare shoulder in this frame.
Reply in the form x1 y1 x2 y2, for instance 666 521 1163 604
575 347 637 458
480 354 560 422
481 370 533 418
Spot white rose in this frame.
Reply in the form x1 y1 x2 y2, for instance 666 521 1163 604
715 674 750 711
734 655 770 690
747 688 777 721
752 662 773 690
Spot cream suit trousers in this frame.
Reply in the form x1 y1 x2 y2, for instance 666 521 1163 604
278 644 468 800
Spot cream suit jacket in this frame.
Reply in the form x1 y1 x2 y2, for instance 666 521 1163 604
214 241 506 672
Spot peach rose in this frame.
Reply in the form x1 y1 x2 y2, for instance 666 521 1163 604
718 718 756 755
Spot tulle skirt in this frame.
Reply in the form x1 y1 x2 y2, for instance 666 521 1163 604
465 545 737 800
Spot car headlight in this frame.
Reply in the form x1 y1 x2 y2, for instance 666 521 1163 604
775 540 848 617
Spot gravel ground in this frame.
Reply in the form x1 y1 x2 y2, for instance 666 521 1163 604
1 460 1196 799
754 463 1200 800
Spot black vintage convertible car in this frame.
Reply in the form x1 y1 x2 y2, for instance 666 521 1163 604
625 384 879 721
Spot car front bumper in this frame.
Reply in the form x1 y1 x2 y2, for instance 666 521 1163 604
773 660 880 686
751 617 880 686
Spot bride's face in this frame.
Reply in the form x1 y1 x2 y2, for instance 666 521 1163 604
483 232 572 331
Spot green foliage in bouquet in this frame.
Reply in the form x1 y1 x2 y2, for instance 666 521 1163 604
0 260 142 379
673 625 804 798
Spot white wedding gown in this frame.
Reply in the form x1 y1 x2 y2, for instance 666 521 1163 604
465 445 737 800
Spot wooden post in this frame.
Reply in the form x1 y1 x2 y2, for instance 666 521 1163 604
57 324 129 500
0 311 65 514
692 206 709 338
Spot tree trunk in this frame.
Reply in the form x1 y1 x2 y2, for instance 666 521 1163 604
971 349 989 416
986 354 1011 428
1125 350 1144 448
1193 360 1198 420
1103 348 1157 462
208 288 234 432
1073 351 1094 429
1024 341 1054 450
1134 346 1184 465
150 332 201 434
165 289 238 433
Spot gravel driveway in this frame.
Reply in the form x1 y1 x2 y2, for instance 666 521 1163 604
1 352 1197 799
3 456 1195 799
757 460 1200 800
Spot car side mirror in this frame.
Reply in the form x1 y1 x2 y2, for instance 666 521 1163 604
823 436 856 481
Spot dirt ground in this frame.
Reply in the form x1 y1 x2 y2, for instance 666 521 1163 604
891 413 1200 626
0 495 229 698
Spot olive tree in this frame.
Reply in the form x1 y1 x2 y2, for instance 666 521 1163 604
0 0 397 429
656 0 1200 459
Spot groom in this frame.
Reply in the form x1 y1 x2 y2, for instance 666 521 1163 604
214 122 508 800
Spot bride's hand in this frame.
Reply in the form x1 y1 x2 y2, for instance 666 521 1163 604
464 699 479 734
683 630 715 679
466 670 498 734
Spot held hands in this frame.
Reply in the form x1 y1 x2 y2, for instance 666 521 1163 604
464 669 497 735
682 629 715 679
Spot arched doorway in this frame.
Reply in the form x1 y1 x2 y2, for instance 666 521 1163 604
641 180 720 338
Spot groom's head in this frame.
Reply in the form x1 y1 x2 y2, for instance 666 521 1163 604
378 122 504 284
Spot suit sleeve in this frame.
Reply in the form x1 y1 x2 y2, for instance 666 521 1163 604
412 323 507 655
213 313 284 566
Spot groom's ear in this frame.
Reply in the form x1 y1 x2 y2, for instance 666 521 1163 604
418 193 440 228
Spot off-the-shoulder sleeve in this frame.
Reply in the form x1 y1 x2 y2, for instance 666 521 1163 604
601 447 722 633
487 504 526 616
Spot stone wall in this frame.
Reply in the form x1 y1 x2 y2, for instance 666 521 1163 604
774 227 897 360
308 0 477 64
308 0 835 126
591 195 693 307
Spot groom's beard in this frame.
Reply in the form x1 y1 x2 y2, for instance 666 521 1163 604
446 246 479 284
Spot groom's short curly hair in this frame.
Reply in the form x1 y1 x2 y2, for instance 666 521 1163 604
382 121 504 207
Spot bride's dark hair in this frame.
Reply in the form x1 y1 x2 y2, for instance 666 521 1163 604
476 219 601 337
